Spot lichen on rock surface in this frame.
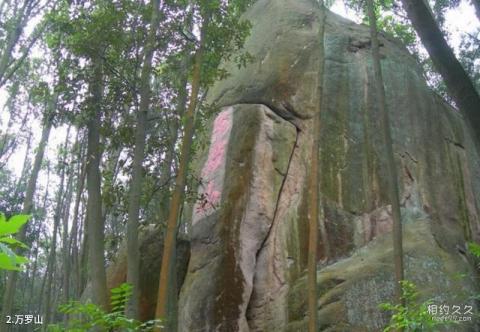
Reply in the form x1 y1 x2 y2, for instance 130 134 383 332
178 0 480 331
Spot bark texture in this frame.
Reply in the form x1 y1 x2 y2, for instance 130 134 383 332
85 57 109 310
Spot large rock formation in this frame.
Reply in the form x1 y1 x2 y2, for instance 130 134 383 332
178 0 480 331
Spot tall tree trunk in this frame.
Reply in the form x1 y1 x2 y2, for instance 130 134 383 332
26 237 39 310
155 55 189 224
367 0 405 305
12 130 32 206
79 208 88 297
43 130 70 325
0 94 31 171
155 31 205 332
307 2 325 331
401 0 480 144
1 110 54 329
0 81 20 167
27 162 50 312
69 139 87 300
0 0 28 83
43 204 61 324
0 0 44 88
85 56 109 311
126 0 161 319
61 146 75 306
101 146 122 236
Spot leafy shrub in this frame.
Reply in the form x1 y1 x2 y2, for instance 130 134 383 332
48 283 162 331
467 242 480 258
466 242 480 302
379 280 449 331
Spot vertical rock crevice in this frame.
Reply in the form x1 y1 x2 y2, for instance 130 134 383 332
179 104 298 332
246 126 300 328
254 127 300 262
245 123 312 331
240 107 301 331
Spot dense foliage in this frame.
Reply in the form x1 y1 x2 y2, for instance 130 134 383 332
48 283 161 331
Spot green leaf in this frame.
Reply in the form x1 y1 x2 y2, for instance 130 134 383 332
0 214 30 236
0 240 28 272
0 236 28 248
15 255 28 264
0 253 21 271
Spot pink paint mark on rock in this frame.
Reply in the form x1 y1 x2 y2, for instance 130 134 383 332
212 111 231 137
204 181 221 206
193 109 233 224
202 142 226 177
201 110 232 178
195 181 222 214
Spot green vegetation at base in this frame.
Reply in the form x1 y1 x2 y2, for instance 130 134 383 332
380 280 454 332
47 283 162 331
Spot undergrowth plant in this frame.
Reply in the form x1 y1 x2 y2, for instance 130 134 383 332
379 280 451 331
467 242 480 259
467 242 480 303
48 283 162 331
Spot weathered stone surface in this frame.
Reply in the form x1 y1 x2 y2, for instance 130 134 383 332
178 0 480 331
288 221 478 331
179 105 297 331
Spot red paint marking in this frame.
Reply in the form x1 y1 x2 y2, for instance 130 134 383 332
194 109 233 220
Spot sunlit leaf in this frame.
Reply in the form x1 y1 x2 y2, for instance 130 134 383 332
0 214 30 237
